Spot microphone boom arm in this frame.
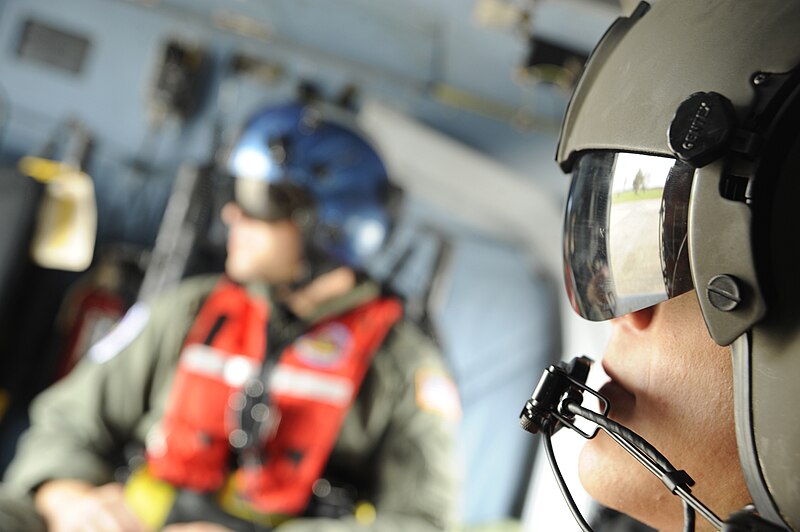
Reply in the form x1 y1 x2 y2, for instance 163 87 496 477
520 356 727 532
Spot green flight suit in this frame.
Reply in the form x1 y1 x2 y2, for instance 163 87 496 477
4 275 460 531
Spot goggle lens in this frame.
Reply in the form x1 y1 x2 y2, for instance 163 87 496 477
563 151 695 320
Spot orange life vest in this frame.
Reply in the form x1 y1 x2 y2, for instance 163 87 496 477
146 278 402 516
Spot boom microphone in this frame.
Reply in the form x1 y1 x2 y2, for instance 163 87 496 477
519 357 783 532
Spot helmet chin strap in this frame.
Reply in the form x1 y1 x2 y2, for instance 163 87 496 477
519 356 784 532
731 334 786 529
278 204 341 292
287 254 339 293
277 261 357 321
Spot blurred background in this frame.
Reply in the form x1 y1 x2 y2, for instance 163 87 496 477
0 0 632 529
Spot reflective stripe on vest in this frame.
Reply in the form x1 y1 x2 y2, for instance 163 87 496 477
146 277 402 516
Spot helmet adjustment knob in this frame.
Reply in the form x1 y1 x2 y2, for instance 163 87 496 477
668 91 737 168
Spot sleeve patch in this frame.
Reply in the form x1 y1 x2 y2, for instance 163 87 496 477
87 303 150 363
415 368 462 421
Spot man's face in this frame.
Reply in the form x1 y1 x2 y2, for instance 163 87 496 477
221 202 304 284
577 291 750 531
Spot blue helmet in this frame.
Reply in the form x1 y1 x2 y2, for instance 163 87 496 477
226 102 394 272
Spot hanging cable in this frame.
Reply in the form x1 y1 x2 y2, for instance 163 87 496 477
542 421 593 532
683 500 696 532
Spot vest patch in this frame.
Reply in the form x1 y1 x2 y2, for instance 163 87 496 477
294 322 352 367
415 367 462 421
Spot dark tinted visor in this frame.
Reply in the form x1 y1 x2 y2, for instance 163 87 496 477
563 151 695 321
234 178 313 222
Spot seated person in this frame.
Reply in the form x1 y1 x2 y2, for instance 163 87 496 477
3 102 460 532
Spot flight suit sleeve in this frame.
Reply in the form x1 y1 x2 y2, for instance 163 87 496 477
2 278 210 494
276 322 462 532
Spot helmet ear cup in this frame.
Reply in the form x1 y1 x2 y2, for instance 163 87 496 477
735 75 800 530
751 75 800 309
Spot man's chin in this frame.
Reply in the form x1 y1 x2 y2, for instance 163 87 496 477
577 430 620 502
224 261 258 284
224 266 245 283
578 433 684 531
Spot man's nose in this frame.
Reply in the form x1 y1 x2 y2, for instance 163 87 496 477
612 306 655 332
221 202 243 226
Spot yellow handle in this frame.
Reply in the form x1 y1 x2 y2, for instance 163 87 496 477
17 156 77 183
124 466 177 530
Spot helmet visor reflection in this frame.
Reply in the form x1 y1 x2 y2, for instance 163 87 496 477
563 151 695 321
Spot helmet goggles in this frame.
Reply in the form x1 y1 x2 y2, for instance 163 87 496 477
564 151 694 321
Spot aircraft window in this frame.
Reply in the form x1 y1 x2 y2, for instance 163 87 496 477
16 19 91 75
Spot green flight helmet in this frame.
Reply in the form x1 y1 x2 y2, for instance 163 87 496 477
556 1 800 528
